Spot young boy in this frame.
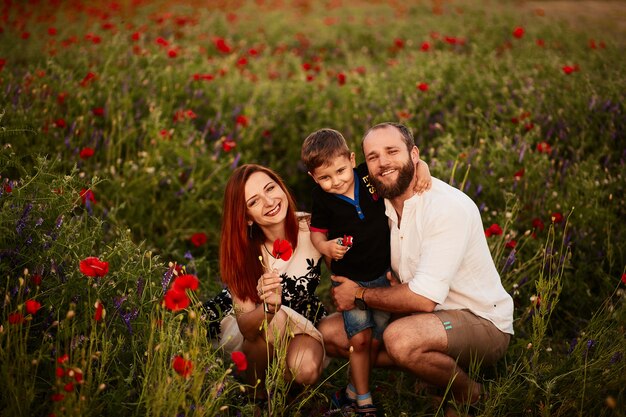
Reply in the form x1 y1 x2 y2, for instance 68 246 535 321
301 128 431 417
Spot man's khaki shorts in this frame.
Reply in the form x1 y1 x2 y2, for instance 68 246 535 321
433 309 511 368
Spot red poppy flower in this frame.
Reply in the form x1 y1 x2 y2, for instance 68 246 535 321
55 118 67 128
25 299 41 315
51 393 65 402
417 82 428 91
8 312 24 324
536 39 545 47
79 147 95 159
420 41 431 52
94 300 104 322
190 232 207 247
512 27 524 39
484 223 503 238
0 58 6 71
48 27 57 36
236 57 247 66
235 115 248 127
163 288 190 311
272 239 293 261
56 367 65 378
80 72 97 87
92 107 104 116
32 274 42 286
168 49 178 58
74 371 83 383
63 382 74 392
172 355 193 377
513 168 525 180
337 72 346 85
79 257 109 277
551 212 563 223
131 31 140 41
156 37 169 47
621 273 626 285
172 274 199 292
4 183 12 193
231 351 248 371
532 218 545 231
339 235 353 247
536 141 551 154
21 32 30 40
394 38 404 48
562 65 575 75
214 37 231 54
57 354 69 364
222 138 236 152
506 240 517 249
80 188 96 205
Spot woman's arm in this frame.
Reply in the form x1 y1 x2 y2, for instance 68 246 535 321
232 270 283 341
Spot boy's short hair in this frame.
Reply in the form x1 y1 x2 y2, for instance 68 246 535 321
301 128 351 172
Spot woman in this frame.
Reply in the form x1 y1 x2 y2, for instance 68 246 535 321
204 164 327 387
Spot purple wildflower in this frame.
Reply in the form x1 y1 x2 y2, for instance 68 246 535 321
16 203 33 235
610 352 622 364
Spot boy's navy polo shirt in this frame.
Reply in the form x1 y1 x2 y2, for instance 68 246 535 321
310 162 390 282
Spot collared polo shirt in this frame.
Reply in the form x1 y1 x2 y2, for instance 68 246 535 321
310 163 390 282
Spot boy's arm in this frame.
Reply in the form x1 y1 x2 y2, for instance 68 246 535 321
311 230 350 262
414 158 432 195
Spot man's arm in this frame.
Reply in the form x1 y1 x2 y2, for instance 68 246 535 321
330 274 436 313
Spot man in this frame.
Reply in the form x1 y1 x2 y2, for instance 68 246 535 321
319 122 513 412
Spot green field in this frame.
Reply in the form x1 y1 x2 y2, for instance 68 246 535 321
1 0 625 415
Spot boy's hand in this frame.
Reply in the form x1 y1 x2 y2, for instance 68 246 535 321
413 160 432 195
324 239 350 261
386 270 401 287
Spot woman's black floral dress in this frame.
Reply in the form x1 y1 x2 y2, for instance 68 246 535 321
204 227 327 339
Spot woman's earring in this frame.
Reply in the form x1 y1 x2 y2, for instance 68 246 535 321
247 221 253 239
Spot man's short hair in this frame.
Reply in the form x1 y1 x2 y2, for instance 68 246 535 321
362 122 415 153
301 128 351 172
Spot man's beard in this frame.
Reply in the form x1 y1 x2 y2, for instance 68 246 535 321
370 157 415 199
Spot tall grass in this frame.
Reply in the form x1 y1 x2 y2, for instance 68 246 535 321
1 0 625 415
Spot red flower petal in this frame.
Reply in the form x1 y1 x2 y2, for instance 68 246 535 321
94 301 104 322
25 299 41 315
8 312 24 324
231 351 248 371
272 239 293 261
172 355 193 377
163 288 190 311
172 274 199 292
190 232 207 247
79 257 109 277
79 147 95 159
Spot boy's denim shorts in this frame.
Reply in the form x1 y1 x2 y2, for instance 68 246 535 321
333 272 391 340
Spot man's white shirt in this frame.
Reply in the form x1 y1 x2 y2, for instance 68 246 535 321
385 177 514 335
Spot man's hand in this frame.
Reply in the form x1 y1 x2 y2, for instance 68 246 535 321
330 275 359 311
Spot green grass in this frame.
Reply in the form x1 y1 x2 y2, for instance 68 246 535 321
1 0 625 415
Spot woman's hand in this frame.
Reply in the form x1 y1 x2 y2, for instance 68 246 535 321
257 271 283 312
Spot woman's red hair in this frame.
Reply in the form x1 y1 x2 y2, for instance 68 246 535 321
219 164 300 302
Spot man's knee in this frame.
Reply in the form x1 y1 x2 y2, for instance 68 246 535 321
382 323 413 360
